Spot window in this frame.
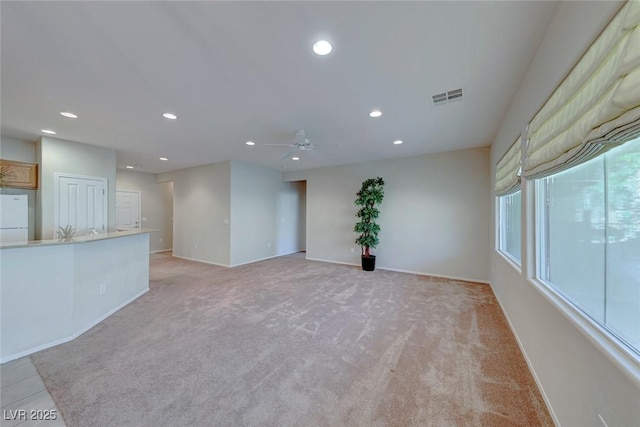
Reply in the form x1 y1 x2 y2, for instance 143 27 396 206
498 191 522 264
537 137 640 354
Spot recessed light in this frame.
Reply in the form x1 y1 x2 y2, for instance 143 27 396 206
163 113 177 120
60 111 78 119
159 157 168 161
126 165 134 169
245 141 255 146
292 157 300 161
369 110 382 118
41 129 56 134
393 140 403 145
313 40 332 56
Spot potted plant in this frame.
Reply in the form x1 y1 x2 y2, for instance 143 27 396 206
354 177 385 271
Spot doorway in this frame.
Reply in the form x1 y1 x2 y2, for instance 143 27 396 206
116 190 142 231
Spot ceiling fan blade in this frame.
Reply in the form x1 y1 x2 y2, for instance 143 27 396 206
308 149 324 159
313 142 341 149
281 149 298 160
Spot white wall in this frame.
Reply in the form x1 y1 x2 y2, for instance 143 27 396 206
36 137 117 239
230 161 303 266
295 180 306 251
490 1 640 426
285 147 490 282
1 232 150 362
116 169 173 252
164 161 231 266
0 137 37 240
1 137 36 162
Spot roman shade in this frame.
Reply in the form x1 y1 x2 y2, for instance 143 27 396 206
524 0 640 179
495 136 521 196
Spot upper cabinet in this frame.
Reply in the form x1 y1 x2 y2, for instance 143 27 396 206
0 159 38 189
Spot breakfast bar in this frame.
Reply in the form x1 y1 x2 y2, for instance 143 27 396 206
0 229 152 363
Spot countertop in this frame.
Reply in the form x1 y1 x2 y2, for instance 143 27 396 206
0 228 156 249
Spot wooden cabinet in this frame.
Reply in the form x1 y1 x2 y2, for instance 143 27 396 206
0 159 38 189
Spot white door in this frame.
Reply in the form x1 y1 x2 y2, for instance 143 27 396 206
116 190 141 231
56 174 107 236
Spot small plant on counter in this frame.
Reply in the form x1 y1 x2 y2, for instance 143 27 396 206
57 225 76 240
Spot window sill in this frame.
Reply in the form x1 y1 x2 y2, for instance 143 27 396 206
527 276 640 388
497 249 522 272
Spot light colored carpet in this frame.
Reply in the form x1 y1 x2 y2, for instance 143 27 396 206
31 253 553 426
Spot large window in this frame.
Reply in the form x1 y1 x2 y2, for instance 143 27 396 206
537 137 640 354
498 191 522 264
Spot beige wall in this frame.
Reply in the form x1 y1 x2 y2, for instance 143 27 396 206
0 137 37 240
285 147 490 283
230 161 304 266
295 180 306 251
165 161 232 266
116 169 173 253
36 137 117 239
163 160 304 267
490 1 640 426
1 137 36 163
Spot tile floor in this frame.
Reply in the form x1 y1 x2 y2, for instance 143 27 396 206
1 357 65 426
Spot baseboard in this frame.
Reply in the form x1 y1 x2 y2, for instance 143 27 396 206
377 266 490 285
305 257 359 268
1 288 149 364
172 254 230 268
172 251 304 268
150 248 172 254
305 256 489 284
230 250 302 267
491 290 560 427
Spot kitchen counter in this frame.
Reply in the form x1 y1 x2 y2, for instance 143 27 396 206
1 229 153 363
0 228 156 249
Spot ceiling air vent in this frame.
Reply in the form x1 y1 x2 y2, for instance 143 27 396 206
447 88 462 101
432 88 463 105
432 92 447 105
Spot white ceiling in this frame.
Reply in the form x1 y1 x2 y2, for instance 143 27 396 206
1 1 558 174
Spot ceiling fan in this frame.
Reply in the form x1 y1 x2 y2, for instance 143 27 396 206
263 130 340 160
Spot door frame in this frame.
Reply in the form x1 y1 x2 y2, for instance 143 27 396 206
54 172 108 234
116 189 142 231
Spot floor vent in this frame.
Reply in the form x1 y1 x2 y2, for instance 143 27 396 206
432 88 463 105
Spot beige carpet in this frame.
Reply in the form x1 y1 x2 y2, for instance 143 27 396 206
31 253 553 426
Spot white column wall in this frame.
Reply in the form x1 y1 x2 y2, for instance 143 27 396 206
169 161 232 266
230 161 303 266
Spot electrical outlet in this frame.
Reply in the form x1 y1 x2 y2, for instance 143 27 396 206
267 242 271 248
350 248 355 254
194 243 198 250
99 283 106 295
159 238 164 243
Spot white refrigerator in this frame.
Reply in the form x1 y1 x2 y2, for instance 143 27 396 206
0 194 29 242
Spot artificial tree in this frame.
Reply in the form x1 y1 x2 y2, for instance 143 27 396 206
354 177 385 270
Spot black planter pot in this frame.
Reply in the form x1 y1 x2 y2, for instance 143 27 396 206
361 255 376 271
